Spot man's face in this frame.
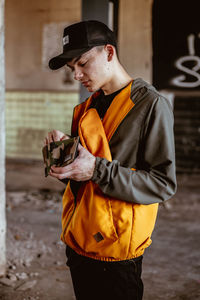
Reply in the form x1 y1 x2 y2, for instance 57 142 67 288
66 46 111 92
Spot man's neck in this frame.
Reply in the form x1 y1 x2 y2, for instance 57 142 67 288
102 64 133 95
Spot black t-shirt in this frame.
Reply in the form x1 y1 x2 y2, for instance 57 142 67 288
90 87 124 119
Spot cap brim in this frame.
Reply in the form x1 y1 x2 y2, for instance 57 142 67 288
49 47 93 70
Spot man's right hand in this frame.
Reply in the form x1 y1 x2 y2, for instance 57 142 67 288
44 130 70 145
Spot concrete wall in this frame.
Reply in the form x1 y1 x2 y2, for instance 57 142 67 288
4 0 154 160
0 0 6 277
5 0 81 159
5 0 153 92
118 0 153 83
5 0 81 91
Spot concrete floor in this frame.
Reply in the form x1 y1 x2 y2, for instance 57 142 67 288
0 159 199 300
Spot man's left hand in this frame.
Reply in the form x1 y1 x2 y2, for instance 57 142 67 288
49 144 96 182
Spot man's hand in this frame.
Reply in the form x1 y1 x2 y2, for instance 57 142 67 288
44 130 70 145
49 144 96 182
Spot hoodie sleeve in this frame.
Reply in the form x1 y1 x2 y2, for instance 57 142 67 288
91 96 177 205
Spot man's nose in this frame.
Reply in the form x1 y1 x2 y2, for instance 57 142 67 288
74 68 83 81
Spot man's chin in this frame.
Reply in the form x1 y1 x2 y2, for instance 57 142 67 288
86 86 96 93
82 82 98 93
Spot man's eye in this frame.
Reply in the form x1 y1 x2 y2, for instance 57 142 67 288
80 61 87 67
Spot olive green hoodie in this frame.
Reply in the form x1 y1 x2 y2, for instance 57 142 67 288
61 78 177 261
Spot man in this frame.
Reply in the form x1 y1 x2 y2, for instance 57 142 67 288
46 20 177 300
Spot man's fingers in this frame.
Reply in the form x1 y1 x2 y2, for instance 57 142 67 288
47 131 54 143
45 130 68 144
77 143 88 156
49 144 95 182
50 164 76 178
49 170 65 180
51 163 75 173
43 137 48 146
50 166 76 180
61 135 70 141
78 143 83 151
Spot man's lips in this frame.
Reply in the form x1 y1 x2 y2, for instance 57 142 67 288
82 80 90 87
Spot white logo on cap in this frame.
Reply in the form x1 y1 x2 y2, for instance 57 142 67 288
63 35 69 46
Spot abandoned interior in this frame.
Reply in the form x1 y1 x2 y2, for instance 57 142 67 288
0 0 199 299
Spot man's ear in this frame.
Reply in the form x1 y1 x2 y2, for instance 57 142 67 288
105 44 114 61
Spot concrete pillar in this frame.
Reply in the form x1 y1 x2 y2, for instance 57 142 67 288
0 0 6 277
80 0 110 102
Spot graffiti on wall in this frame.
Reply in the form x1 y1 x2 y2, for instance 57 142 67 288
152 0 200 90
171 33 200 88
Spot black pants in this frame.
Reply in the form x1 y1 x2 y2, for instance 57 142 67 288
69 255 143 300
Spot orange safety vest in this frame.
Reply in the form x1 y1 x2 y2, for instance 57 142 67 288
61 82 158 261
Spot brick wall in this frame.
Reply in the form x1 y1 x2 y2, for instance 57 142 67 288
6 92 79 160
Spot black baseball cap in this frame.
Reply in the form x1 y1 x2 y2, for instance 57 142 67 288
49 20 117 70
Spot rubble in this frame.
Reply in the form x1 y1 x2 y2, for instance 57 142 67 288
6 189 63 212
5 189 60 271
23 297 39 300
15 272 29 280
6 273 17 281
29 272 39 277
6 230 53 268
3 159 200 299
0 277 16 287
15 280 37 291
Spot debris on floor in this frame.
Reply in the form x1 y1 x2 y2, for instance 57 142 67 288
0 160 199 300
